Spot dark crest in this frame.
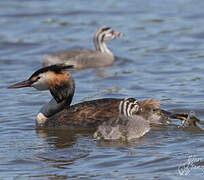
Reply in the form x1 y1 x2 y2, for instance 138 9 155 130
29 64 74 80
101 27 111 32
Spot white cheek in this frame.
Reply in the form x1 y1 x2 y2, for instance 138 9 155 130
105 34 114 41
32 79 50 90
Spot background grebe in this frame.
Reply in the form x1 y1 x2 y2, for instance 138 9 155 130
43 26 124 69
8 65 190 128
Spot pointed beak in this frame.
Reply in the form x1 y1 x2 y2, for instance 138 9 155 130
113 30 124 38
8 80 32 89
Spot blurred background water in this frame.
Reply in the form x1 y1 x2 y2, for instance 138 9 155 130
1 0 204 179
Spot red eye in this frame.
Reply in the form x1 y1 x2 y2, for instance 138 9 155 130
36 77 41 81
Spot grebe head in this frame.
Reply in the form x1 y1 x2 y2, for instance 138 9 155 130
94 26 124 54
8 64 74 103
182 111 200 127
119 98 139 117
95 26 124 42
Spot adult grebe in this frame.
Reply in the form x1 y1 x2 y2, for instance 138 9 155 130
8 65 189 128
43 26 124 69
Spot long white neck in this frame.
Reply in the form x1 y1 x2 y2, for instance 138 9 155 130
36 98 67 126
40 98 67 117
94 35 113 56
99 41 113 55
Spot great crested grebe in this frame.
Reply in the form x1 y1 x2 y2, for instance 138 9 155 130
94 98 151 141
8 65 189 128
43 26 124 69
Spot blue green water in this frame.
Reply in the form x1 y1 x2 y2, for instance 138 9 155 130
1 0 204 179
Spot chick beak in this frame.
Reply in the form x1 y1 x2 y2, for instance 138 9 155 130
8 80 32 89
113 31 124 38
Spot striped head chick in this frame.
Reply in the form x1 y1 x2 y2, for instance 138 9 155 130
94 98 151 141
119 98 173 125
117 97 151 140
181 111 201 128
119 98 161 117
94 26 124 53
8 64 75 104
119 98 139 117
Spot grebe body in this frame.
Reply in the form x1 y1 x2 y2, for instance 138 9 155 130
94 98 151 140
8 65 189 129
43 26 124 69
44 98 121 128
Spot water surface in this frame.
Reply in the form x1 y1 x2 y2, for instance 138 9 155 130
1 0 204 179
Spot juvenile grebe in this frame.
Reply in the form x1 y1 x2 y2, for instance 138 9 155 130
94 98 151 141
8 65 189 128
43 26 124 69
181 111 200 128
